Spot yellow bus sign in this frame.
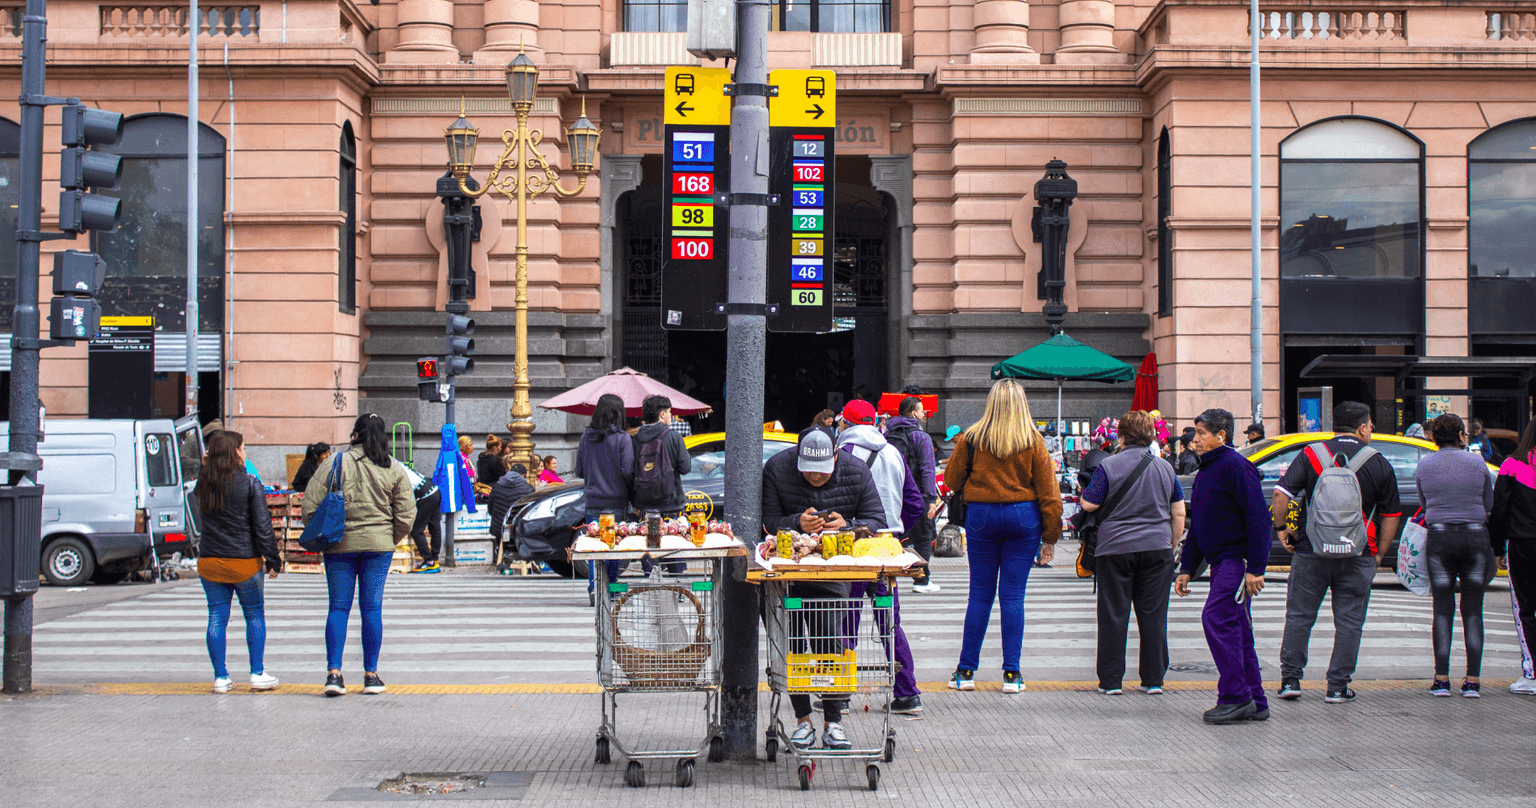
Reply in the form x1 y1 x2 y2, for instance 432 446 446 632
769 70 836 129
664 67 733 127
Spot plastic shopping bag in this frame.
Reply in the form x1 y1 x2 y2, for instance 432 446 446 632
1396 520 1430 597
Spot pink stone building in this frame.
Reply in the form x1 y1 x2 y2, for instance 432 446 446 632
2 0 1533 477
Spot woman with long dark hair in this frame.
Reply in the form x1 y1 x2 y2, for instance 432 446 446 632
1493 418 1536 695
194 430 282 693
574 394 634 602
291 442 331 492
1414 413 1496 697
302 413 415 697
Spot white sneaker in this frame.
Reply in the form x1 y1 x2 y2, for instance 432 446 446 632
912 582 941 593
1511 676 1536 695
789 722 816 750
821 722 851 750
212 677 232 694
250 673 280 691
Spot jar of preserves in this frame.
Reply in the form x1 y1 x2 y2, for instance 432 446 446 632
775 529 794 559
688 511 708 546
598 513 616 547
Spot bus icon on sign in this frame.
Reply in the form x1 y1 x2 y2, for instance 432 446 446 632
805 76 825 97
674 74 695 95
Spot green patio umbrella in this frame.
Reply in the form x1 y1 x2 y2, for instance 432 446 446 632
991 332 1134 444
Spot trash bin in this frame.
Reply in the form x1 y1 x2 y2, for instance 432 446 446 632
0 485 43 598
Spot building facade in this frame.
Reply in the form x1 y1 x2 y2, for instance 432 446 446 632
2 0 1534 477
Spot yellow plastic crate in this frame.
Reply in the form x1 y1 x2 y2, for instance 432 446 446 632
786 650 857 693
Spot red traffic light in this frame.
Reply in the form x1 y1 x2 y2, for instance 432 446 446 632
416 358 438 379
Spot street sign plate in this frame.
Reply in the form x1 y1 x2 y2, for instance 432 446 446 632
665 66 732 127
769 69 836 129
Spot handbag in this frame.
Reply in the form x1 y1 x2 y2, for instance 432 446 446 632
1073 453 1154 579
1394 514 1430 596
298 453 347 552
944 437 975 529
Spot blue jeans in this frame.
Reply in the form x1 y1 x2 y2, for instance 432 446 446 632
201 573 266 679
324 551 393 672
958 501 1043 673
583 508 630 593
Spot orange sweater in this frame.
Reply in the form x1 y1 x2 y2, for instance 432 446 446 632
946 433 1064 544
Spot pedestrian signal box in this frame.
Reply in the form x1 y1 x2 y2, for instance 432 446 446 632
417 357 443 402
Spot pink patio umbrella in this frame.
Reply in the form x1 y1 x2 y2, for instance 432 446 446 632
538 367 712 417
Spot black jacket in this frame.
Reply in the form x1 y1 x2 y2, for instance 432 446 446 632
1491 464 1536 556
760 446 888 534
1176 449 1199 476
631 422 692 513
197 474 281 571
476 451 507 486
487 470 537 540
575 426 634 511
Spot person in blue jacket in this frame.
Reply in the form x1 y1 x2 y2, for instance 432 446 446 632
1174 407 1271 725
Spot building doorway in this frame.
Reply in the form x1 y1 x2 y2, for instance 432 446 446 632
617 155 892 434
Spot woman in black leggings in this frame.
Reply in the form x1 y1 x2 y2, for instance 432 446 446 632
1413 414 1496 697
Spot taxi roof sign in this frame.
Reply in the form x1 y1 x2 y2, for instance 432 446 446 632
665 66 732 127
769 69 836 129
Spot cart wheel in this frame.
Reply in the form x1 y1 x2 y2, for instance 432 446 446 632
595 737 611 765
625 761 645 788
797 764 812 791
866 764 880 791
708 736 724 763
765 737 777 763
675 759 695 788
884 738 895 763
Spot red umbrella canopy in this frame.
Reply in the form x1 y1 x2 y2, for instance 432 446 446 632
538 367 713 417
1132 352 1159 412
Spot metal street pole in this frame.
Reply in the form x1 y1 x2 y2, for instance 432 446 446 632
4 0 50 694
187 0 200 419
1249 0 1263 427
719 0 770 760
439 173 475 568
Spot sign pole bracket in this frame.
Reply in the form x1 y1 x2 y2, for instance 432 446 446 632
724 83 778 97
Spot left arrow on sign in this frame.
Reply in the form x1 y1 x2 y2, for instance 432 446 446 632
675 101 695 117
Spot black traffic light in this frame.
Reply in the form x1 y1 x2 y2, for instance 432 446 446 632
417 357 443 402
446 313 474 376
58 102 123 234
48 249 106 342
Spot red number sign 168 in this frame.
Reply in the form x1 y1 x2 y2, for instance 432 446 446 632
672 173 714 195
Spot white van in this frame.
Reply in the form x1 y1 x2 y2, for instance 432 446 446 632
0 416 203 585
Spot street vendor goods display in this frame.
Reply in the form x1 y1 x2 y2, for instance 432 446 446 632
753 525 924 571
571 515 741 552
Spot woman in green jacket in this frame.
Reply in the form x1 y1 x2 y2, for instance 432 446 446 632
302 413 415 696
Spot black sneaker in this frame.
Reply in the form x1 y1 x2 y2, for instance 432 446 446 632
1202 701 1257 724
889 695 923 715
363 673 386 695
1323 686 1355 704
324 672 346 697
1277 678 1302 700
1430 680 1453 697
1461 680 1481 699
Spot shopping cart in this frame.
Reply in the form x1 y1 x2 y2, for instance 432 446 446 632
759 571 904 791
581 545 743 788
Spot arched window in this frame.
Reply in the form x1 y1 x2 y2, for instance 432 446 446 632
94 113 226 332
1469 119 1536 278
1279 118 1422 279
0 116 20 330
1156 128 1171 317
340 121 358 313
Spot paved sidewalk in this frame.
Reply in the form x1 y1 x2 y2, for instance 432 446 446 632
3 684 1532 807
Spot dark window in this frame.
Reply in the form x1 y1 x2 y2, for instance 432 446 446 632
339 122 358 313
1156 129 1171 316
776 0 889 32
0 117 18 329
1469 119 1536 278
93 114 226 332
144 433 178 487
1279 119 1422 280
624 0 686 32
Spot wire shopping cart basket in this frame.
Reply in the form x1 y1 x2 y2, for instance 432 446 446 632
760 572 904 791
582 545 743 788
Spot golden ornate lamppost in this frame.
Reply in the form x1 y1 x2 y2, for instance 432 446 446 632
446 50 600 474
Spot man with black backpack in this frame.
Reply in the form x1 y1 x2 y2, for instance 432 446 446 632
885 395 941 592
1271 400 1402 704
632 395 692 572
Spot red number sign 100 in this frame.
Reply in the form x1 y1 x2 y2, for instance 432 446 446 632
672 238 714 260
672 173 714 195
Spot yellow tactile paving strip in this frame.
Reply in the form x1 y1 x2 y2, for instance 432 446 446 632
27 678 1514 696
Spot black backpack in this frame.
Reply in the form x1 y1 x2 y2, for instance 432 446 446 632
884 422 924 486
632 431 678 508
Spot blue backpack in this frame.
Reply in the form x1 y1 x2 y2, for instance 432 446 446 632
298 455 347 552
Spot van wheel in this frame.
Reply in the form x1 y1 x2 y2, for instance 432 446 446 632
89 569 129 585
43 538 95 586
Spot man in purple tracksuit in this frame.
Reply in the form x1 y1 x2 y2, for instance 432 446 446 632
1175 408 1272 724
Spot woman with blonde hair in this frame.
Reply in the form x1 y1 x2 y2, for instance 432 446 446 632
944 379 1063 693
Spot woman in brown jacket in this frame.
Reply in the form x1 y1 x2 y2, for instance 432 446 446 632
945 379 1063 694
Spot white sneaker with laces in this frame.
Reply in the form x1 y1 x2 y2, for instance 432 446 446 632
912 582 941 593
250 673 280 691
212 677 232 694
822 722 851 750
789 722 816 750
1511 676 1536 695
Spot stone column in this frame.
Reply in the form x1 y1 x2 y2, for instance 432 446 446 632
387 0 459 63
970 0 1039 64
1055 0 1122 64
475 0 542 63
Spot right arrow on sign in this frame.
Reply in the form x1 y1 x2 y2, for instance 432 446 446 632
806 104 824 120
